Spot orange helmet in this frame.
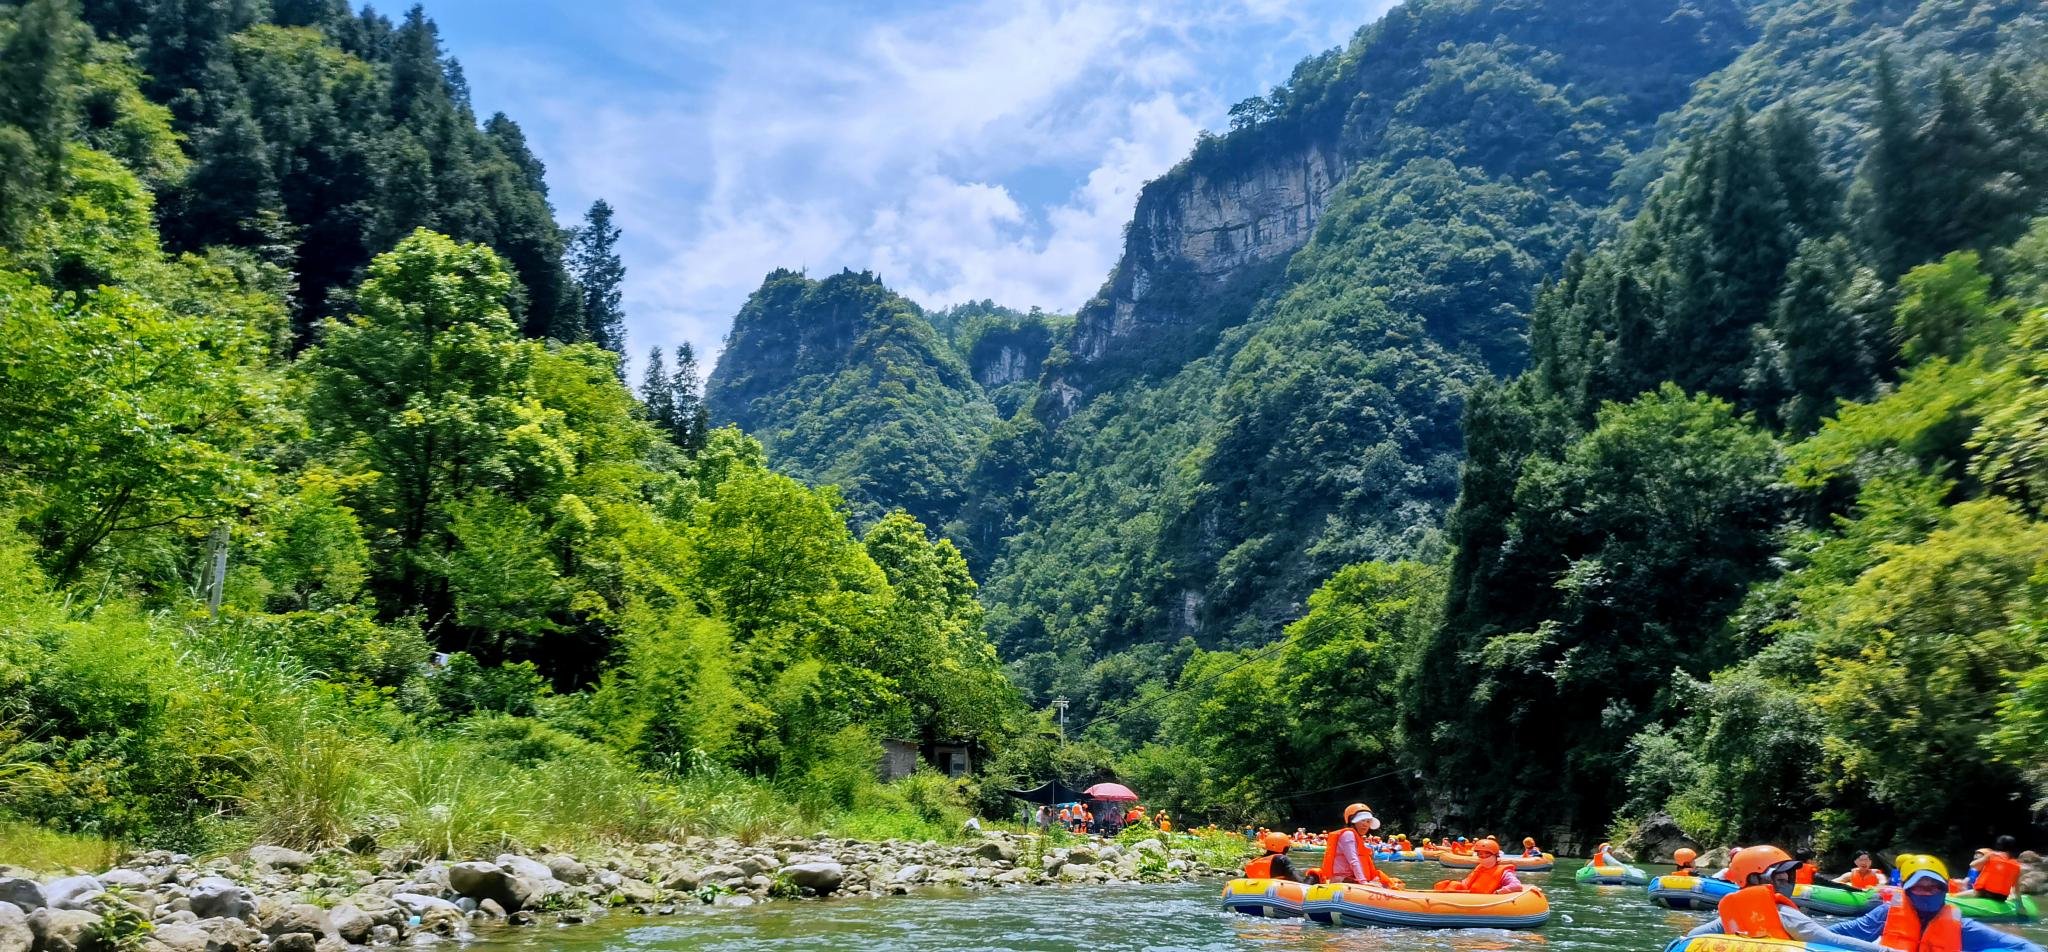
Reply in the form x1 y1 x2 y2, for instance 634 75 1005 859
1728 845 1793 885
1523 837 1536 847
1260 832 1291 853
1343 803 1381 829
1674 847 1698 866
1474 838 1502 856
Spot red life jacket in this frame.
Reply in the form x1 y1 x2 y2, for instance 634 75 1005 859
1975 853 2021 896
1848 868 1884 890
1245 855 1276 879
1796 863 1817 885
1879 889 1963 952
1718 885 1798 940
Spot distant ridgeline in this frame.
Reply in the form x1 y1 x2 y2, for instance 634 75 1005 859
709 0 2048 841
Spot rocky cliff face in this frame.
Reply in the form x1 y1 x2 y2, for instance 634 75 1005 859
1067 141 1348 369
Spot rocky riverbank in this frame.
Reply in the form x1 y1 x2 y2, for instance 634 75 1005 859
0 832 1233 952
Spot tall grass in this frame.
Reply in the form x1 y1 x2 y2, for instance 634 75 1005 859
385 739 533 859
0 817 119 870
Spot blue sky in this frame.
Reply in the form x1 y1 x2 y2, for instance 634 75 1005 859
423 0 1397 374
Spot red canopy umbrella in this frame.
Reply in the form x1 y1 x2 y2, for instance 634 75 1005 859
1085 782 1139 802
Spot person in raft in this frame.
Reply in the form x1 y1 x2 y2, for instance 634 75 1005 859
1963 837 2024 903
1835 851 1887 890
1683 845 1891 952
1595 842 1621 866
1826 854 2043 952
1321 803 1404 888
1671 848 1701 876
1520 836 1544 858
1795 847 1822 885
1434 838 1527 894
1245 832 1301 883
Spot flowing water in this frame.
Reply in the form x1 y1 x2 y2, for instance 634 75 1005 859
475 858 2048 952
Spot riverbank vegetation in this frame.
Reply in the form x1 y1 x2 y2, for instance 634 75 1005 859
0 0 1022 862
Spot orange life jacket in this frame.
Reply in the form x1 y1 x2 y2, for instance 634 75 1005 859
1879 889 1963 952
1318 828 1389 885
1796 863 1817 885
1671 867 1699 878
1975 852 2021 896
1245 855 1276 879
1458 863 1508 894
1718 885 1798 940
1848 868 1884 890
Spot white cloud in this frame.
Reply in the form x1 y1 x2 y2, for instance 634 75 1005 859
452 0 1393 378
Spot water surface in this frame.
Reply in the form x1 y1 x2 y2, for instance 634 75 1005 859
475 858 2048 952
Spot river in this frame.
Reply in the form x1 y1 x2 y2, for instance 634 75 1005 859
474 858 2048 952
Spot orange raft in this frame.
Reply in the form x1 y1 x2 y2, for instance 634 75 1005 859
1439 851 1555 872
1221 878 1310 918
1303 882 1552 929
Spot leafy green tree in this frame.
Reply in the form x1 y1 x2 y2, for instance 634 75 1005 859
303 230 562 619
0 0 82 246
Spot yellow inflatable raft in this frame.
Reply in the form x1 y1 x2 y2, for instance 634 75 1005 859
1303 882 1551 929
1220 878 1310 918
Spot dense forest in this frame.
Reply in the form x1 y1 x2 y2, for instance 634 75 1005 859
0 0 1020 857
708 0 2048 850
4 0 2047 865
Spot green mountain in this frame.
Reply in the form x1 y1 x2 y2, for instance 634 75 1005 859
706 0 2047 844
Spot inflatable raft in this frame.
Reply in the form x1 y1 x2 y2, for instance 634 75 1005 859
1647 874 1737 910
1221 878 1309 918
1439 851 1555 872
1950 892 2039 923
1576 863 1651 886
1375 849 1429 863
1302 882 1551 929
1663 936 1859 952
1788 884 1882 918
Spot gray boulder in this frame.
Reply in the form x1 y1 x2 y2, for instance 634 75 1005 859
91 871 146 891
185 879 256 923
888 865 928 885
41 877 102 912
1066 846 1097 865
192 918 260 952
0 882 43 914
659 867 701 892
245 847 313 873
784 863 844 895
258 904 335 941
26 907 102 952
389 893 461 919
0 902 28 952
326 905 372 945
696 864 743 885
267 933 315 952
494 855 553 883
141 922 210 952
446 862 537 913
971 840 1017 863
543 856 589 885
1624 814 1701 864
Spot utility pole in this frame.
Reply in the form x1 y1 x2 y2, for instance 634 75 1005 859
204 524 230 618
1052 697 1068 738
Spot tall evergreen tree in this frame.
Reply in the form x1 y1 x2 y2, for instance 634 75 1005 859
570 198 626 362
640 346 675 436
670 341 709 453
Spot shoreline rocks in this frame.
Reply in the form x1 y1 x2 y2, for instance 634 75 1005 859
0 832 1231 951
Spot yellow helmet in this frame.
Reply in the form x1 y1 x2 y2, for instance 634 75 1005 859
1895 854 1950 889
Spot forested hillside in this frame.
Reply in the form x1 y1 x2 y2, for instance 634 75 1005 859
0 0 1017 858
709 0 2048 848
